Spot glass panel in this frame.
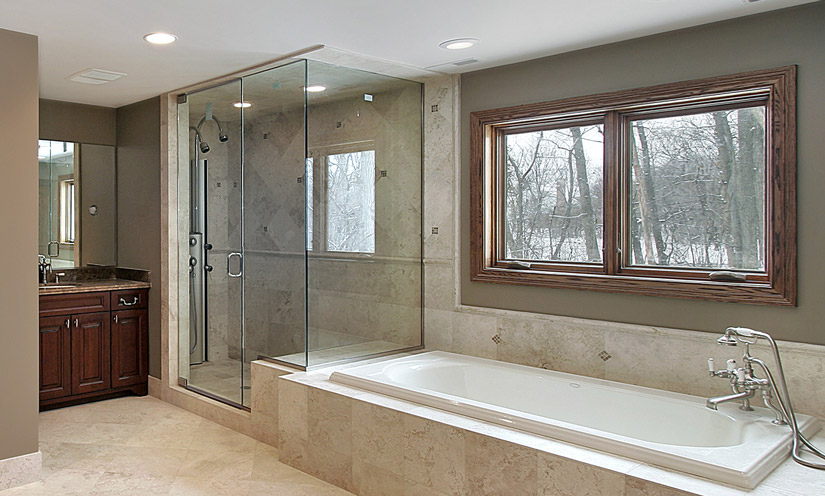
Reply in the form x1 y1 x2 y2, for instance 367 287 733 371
179 78 247 406
241 60 308 371
326 150 376 253
628 106 766 271
503 125 604 263
303 60 423 368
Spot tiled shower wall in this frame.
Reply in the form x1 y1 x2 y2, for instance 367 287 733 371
201 83 422 364
422 75 825 418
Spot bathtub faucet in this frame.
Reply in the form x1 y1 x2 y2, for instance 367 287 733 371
706 327 784 423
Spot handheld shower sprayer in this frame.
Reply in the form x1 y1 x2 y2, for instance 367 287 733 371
710 327 825 470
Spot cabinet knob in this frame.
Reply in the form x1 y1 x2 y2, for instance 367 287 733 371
113 315 118 323
74 318 79 327
65 318 71 328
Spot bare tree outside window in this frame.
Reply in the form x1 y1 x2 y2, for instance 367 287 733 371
503 125 604 263
326 150 375 253
629 106 766 271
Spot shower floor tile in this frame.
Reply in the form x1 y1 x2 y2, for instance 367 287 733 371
0 396 353 496
188 358 251 408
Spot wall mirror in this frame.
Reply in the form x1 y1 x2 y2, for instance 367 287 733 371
38 139 116 268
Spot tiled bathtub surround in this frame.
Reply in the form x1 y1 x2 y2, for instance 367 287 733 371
278 370 825 496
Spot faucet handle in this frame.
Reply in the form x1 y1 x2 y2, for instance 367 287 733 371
726 359 737 372
707 358 715 374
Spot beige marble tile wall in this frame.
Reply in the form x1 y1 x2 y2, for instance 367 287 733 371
421 75 825 419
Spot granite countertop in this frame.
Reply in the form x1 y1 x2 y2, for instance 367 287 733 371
38 266 151 296
39 279 151 296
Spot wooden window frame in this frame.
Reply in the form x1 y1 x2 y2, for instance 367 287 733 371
470 66 796 306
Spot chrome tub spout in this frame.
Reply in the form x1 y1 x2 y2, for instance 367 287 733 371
706 390 755 411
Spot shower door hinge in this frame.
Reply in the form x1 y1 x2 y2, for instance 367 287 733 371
177 94 187 104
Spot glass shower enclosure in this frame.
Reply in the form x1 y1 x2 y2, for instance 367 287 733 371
176 59 423 408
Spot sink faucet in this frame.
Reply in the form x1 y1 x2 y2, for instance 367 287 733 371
706 328 784 424
38 255 51 285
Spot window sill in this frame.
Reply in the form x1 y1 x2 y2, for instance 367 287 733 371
471 267 794 306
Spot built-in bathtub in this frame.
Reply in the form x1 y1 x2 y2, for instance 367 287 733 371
330 351 820 489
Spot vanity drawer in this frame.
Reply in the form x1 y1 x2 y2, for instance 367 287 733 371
111 289 148 310
39 291 110 317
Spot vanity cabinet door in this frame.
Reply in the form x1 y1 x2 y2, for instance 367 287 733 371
111 309 148 388
71 311 111 395
39 316 72 400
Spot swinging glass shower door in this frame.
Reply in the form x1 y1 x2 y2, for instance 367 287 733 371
179 78 247 407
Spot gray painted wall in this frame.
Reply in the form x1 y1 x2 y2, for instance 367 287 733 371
0 27 39 461
460 3 825 345
79 144 117 266
116 98 162 377
39 99 116 146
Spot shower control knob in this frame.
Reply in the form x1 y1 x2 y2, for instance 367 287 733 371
204 264 213 272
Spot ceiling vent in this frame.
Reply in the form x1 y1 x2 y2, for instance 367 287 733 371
452 58 479 67
67 68 126 85
425 58 480 71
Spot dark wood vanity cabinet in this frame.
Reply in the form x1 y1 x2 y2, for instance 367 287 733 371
39 289 148 409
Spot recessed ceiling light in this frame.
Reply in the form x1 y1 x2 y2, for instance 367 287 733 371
143 32 178 45
439 38 479 50
233 101 252 108
305 85 327 93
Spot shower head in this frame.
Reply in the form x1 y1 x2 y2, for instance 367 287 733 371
198 115 229 143
189 126 210 154
717 333 739 346
718 327 766 346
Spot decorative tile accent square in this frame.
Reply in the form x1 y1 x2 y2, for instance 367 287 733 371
431 227 439 234
599 351 612 361
492 334 502 344
431 104 439 112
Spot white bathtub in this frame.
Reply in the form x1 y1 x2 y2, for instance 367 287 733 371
330 351 819 489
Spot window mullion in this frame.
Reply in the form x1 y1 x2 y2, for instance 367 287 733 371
604 111 620 276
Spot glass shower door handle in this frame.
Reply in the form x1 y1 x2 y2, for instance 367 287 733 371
227 252 243 278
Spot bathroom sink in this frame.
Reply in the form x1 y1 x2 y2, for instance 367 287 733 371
40 283 79 289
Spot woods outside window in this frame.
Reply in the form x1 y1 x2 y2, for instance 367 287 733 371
470 67 796 305
306 143 376 254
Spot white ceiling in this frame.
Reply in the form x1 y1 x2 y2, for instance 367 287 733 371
0 0 816 108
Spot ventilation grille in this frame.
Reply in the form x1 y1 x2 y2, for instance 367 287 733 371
452 58 479 67
68 68 126 85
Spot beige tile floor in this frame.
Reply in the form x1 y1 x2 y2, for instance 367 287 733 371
0 396 353 496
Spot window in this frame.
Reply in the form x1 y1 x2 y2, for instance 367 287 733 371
306 146 376 254
59 176 75 244
470 67 796 305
